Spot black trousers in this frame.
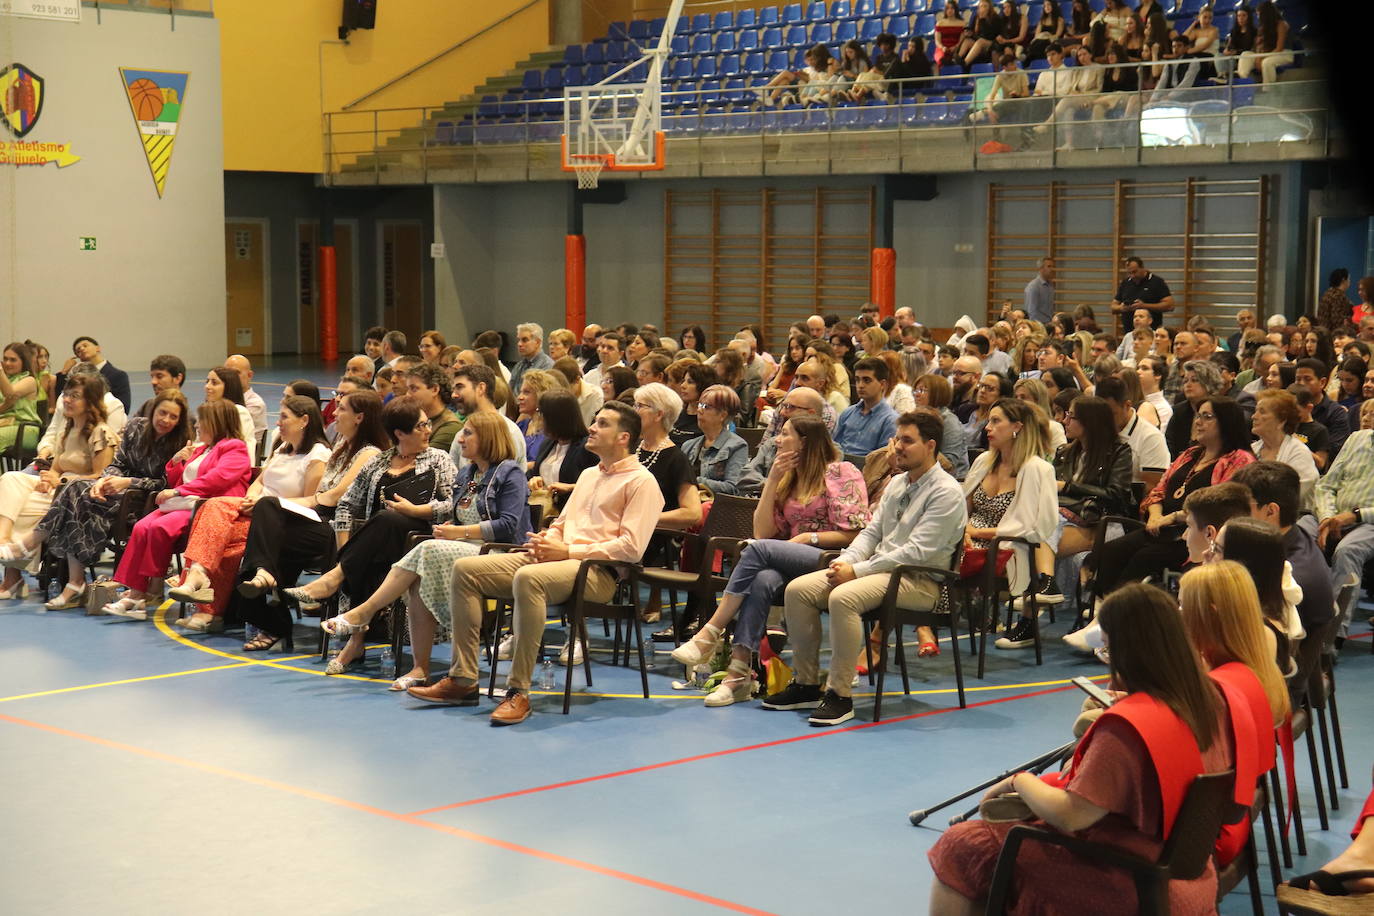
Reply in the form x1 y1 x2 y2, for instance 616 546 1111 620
338 508 429 606
1089 525 1189 595
234 497 335 638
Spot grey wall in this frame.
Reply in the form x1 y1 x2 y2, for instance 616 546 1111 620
0 6 225 369
224 172 434 354
435 164 1304 344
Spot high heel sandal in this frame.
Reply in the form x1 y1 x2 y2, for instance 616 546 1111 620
282 585 323 612
104 597 150 620
855 633 886 676
242 632 282 652
0 542 36 564
167 577 214 603
320 614 366 637
669 623 723 666
705 663 755 707
0 580 31 601
46 584 87 611
236 569 277 600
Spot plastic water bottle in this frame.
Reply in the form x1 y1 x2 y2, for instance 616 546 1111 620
538 655 556 690
378 647 395 679
327 631 343 657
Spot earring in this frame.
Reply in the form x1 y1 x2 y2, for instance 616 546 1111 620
1012 430 1019 439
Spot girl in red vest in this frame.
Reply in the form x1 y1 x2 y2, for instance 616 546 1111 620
928 582 1232 915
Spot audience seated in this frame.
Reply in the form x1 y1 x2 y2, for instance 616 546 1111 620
55 335 132 413
0 341 41 456
681 384 748 496
1316 419 1374 636
912 373 969 478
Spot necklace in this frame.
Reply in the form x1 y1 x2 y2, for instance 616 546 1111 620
637 442 669 471
1171 452 1217 500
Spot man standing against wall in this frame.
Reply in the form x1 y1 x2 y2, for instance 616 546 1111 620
1023 257 1055 326
1111 256 1175 330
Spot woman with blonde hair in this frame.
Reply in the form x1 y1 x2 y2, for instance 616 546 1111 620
1012 376 1068 453
859 326 890 362
962 398 1059 651
513 368 566 459
876 350 915 415
805 351 850 414
546 328 576 362
1116 365 1161 428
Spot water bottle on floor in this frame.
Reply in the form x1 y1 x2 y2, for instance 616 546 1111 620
538 654 556 690
379 647 395 679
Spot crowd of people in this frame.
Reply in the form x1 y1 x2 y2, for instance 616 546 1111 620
2 261 1371 905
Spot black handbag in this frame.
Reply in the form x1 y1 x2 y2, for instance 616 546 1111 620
381 470 436 507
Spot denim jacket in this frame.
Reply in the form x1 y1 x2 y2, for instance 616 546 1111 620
681 429 749 495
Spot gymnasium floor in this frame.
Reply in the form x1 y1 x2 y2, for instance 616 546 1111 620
3 360 1371 915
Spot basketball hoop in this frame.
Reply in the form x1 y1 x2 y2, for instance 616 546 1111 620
569 153 608 189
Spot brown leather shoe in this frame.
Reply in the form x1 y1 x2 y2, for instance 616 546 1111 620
406 677 479 706
489 689 531 726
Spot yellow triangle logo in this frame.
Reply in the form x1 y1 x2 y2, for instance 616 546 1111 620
119 67 190 198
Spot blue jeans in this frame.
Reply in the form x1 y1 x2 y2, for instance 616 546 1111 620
723 539 823 652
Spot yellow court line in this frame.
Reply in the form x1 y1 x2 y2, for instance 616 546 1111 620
0 661 254 703
153 601 1108 700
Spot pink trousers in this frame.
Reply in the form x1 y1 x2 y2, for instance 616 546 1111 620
114 509 192 593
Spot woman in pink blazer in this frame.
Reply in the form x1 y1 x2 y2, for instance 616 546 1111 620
104 401 251 619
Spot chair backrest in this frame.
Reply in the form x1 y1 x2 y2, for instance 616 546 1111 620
1159 771 1238 881
843 452 868 469
702 493 761 542
736 426 767 456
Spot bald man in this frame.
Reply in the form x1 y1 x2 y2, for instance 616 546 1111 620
949 355 984 422
806 315 826 339
226 354 267 434
346 353 375 382
737 385 827 497
894 306 917 330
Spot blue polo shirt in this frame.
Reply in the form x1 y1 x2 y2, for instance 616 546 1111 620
1023 275 1055 325
833 398 898 456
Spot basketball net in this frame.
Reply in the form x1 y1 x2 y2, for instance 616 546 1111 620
570 154 605 189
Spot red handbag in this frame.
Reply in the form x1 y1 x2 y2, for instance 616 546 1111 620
959 546 1012 579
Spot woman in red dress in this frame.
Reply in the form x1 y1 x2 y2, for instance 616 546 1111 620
927 582 1232 915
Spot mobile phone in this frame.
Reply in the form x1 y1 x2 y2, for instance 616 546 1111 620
31 457 52 471
1072 676 1115 708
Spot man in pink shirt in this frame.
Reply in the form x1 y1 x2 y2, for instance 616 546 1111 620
408 402 664 725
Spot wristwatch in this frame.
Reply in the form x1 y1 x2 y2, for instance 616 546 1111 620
810 533 820 547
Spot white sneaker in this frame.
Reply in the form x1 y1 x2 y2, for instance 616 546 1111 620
1062 620 1104 653
558 640 584 666
497 634 514 660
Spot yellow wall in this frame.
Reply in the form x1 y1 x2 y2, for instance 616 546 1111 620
220 0 551 173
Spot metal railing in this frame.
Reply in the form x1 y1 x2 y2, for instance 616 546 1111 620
323 51 1333 184
84 0 214 14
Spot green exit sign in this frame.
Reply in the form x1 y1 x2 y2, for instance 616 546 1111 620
79 237 96 251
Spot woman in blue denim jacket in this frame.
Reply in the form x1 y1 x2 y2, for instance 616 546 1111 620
681 385 750 495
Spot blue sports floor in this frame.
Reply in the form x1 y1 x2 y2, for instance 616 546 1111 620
2 360 1372 915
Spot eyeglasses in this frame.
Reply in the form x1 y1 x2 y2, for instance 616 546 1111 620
977 382 1000 392
412 419 433 431
1196 411 1216 421
1065 413 1080 421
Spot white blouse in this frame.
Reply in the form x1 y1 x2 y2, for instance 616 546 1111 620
539 440 570 484
260 442 332 498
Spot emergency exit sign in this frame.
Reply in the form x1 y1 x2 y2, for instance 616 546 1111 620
78 237 96 251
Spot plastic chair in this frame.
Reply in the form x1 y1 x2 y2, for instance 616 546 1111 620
719 54 742 76
811 22 833 43
782 3 805 26
836 20 858 42
670 58 693 80
880 0 901 14
713 11 734 30
764 27 787 49
692 33 713 54
563 45 583 66
690 12 710 32
860 17 884 39
767 49 790 70
785 24 808 46
806 1 828 21
854 0 876 16
670 35 689 55
716 31 737 53
744 51 767 74
695 57 718 80
583 43 605 65
831 0 853 18
628 20 650 41
737 9 757 29
986 771 1240 916
738 28 761 50
761 6 781 27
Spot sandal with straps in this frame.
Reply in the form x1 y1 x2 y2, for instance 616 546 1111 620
1286 870 1374 897
242 632 281 652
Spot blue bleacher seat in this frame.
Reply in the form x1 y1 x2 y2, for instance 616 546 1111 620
670 58 693 79
786 25 808 46
737 9 757 29
1172 0 1206 18
890 15 911 37
837 21 858 41
783 4 805 26
650 17 666 37
937 63 966 90
498 92 522 118
739 28 761 50
1213 14 1232 35
854 0 876 17
583 63 606 84
542 69 564 90
946 93 971 121
831 1 853 19
811 22 833 43
521 69 542 91
722 77 749 104
745 51 767 74
695 57 718 79
720 53 742 75
834 103 862 127
903 0 924 11
806 2 828 21
672 15 690 34
607 20 628 39
671 35 689 54
880 0 901 15
628 20 650 40
608 41 630 61
1027 3 1043 25
714 11 734 30
793 48 809 67
861 17 883 40
767 49 791 70
1088 0 1105 12
564 45 583 65
584 43 605 64
1027 58 1048 70
692 33 713 53
765 27 787 48
690 13 711 32
478 95 500 117
716 31 737 52
563 65 584 85
700 80 723 105
916 13 936 33
761 6 780 26
970 62 993 74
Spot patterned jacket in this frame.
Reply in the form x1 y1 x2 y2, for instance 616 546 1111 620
332 446 457 533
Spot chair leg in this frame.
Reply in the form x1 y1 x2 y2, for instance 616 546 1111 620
562 609 577 715
1329 686 1349 789
1316 706 1340 810
874 625 889 723
632 613 649 699
1028 593 1043 667
579 616 593 684
1242 824 1264 916
977 591 990 679
1269 765 1295 866
1291 761 1309 857
895 624 911 696
1259 780 1283 889
1303 714 1329 831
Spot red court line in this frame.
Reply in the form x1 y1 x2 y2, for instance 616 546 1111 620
409 683 1079 817
0 711 775 916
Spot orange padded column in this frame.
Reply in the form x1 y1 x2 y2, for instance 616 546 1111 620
319 245 339 361
565 234 586 335
871 247 896 319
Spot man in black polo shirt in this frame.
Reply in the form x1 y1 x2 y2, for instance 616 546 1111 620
1111 256 1175 329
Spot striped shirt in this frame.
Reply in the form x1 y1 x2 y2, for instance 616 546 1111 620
1316 429 1374 521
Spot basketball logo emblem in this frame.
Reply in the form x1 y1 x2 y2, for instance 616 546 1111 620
118 67 190 197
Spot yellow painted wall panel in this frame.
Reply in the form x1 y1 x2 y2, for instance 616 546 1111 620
220 0 551 173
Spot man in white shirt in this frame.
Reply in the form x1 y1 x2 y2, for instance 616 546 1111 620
1027 44 1073 133
1097 376 1168 493
226 354 267 435
448 364 525 471
582 332 625 394
382 330 407 369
